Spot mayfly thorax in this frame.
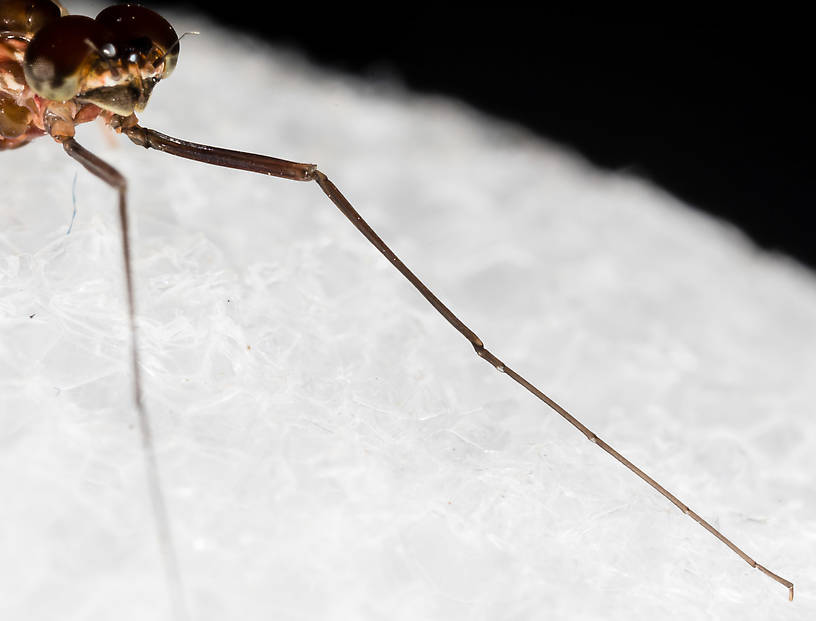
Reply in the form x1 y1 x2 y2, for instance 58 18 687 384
0 1 795 618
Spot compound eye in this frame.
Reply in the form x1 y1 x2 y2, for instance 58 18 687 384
0 0 63 40
96 4 179 78
23 15 110 101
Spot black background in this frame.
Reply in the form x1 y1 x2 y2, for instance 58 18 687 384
148 3 813 269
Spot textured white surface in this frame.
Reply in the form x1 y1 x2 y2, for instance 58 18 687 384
1 3 814 620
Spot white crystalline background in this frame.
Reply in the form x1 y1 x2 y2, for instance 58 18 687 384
1 4 814 620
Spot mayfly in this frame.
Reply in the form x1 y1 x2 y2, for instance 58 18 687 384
0 0 794 617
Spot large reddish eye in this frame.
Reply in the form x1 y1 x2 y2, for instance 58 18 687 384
96 4 179 77
23 15 110 101
0 0 63 39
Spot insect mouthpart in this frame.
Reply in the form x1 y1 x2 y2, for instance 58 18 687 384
76 60 163 116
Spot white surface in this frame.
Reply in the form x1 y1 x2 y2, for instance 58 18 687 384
1 3 814 620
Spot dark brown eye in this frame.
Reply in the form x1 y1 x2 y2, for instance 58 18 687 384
23 15 111 101
0 0 63 39
96 4 179 77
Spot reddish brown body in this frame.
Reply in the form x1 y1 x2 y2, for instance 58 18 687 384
0 1 102 150
1 0 177 150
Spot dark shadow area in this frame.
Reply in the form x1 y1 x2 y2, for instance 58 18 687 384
153 4 814 269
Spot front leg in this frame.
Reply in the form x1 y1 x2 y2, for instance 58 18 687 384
119 123 794 599
61 137 190 621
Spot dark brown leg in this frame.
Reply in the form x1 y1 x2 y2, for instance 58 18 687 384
62 138 190 621
122 124 793 600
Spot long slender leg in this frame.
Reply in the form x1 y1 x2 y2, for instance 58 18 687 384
62 138 190 621
122 124 794 600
